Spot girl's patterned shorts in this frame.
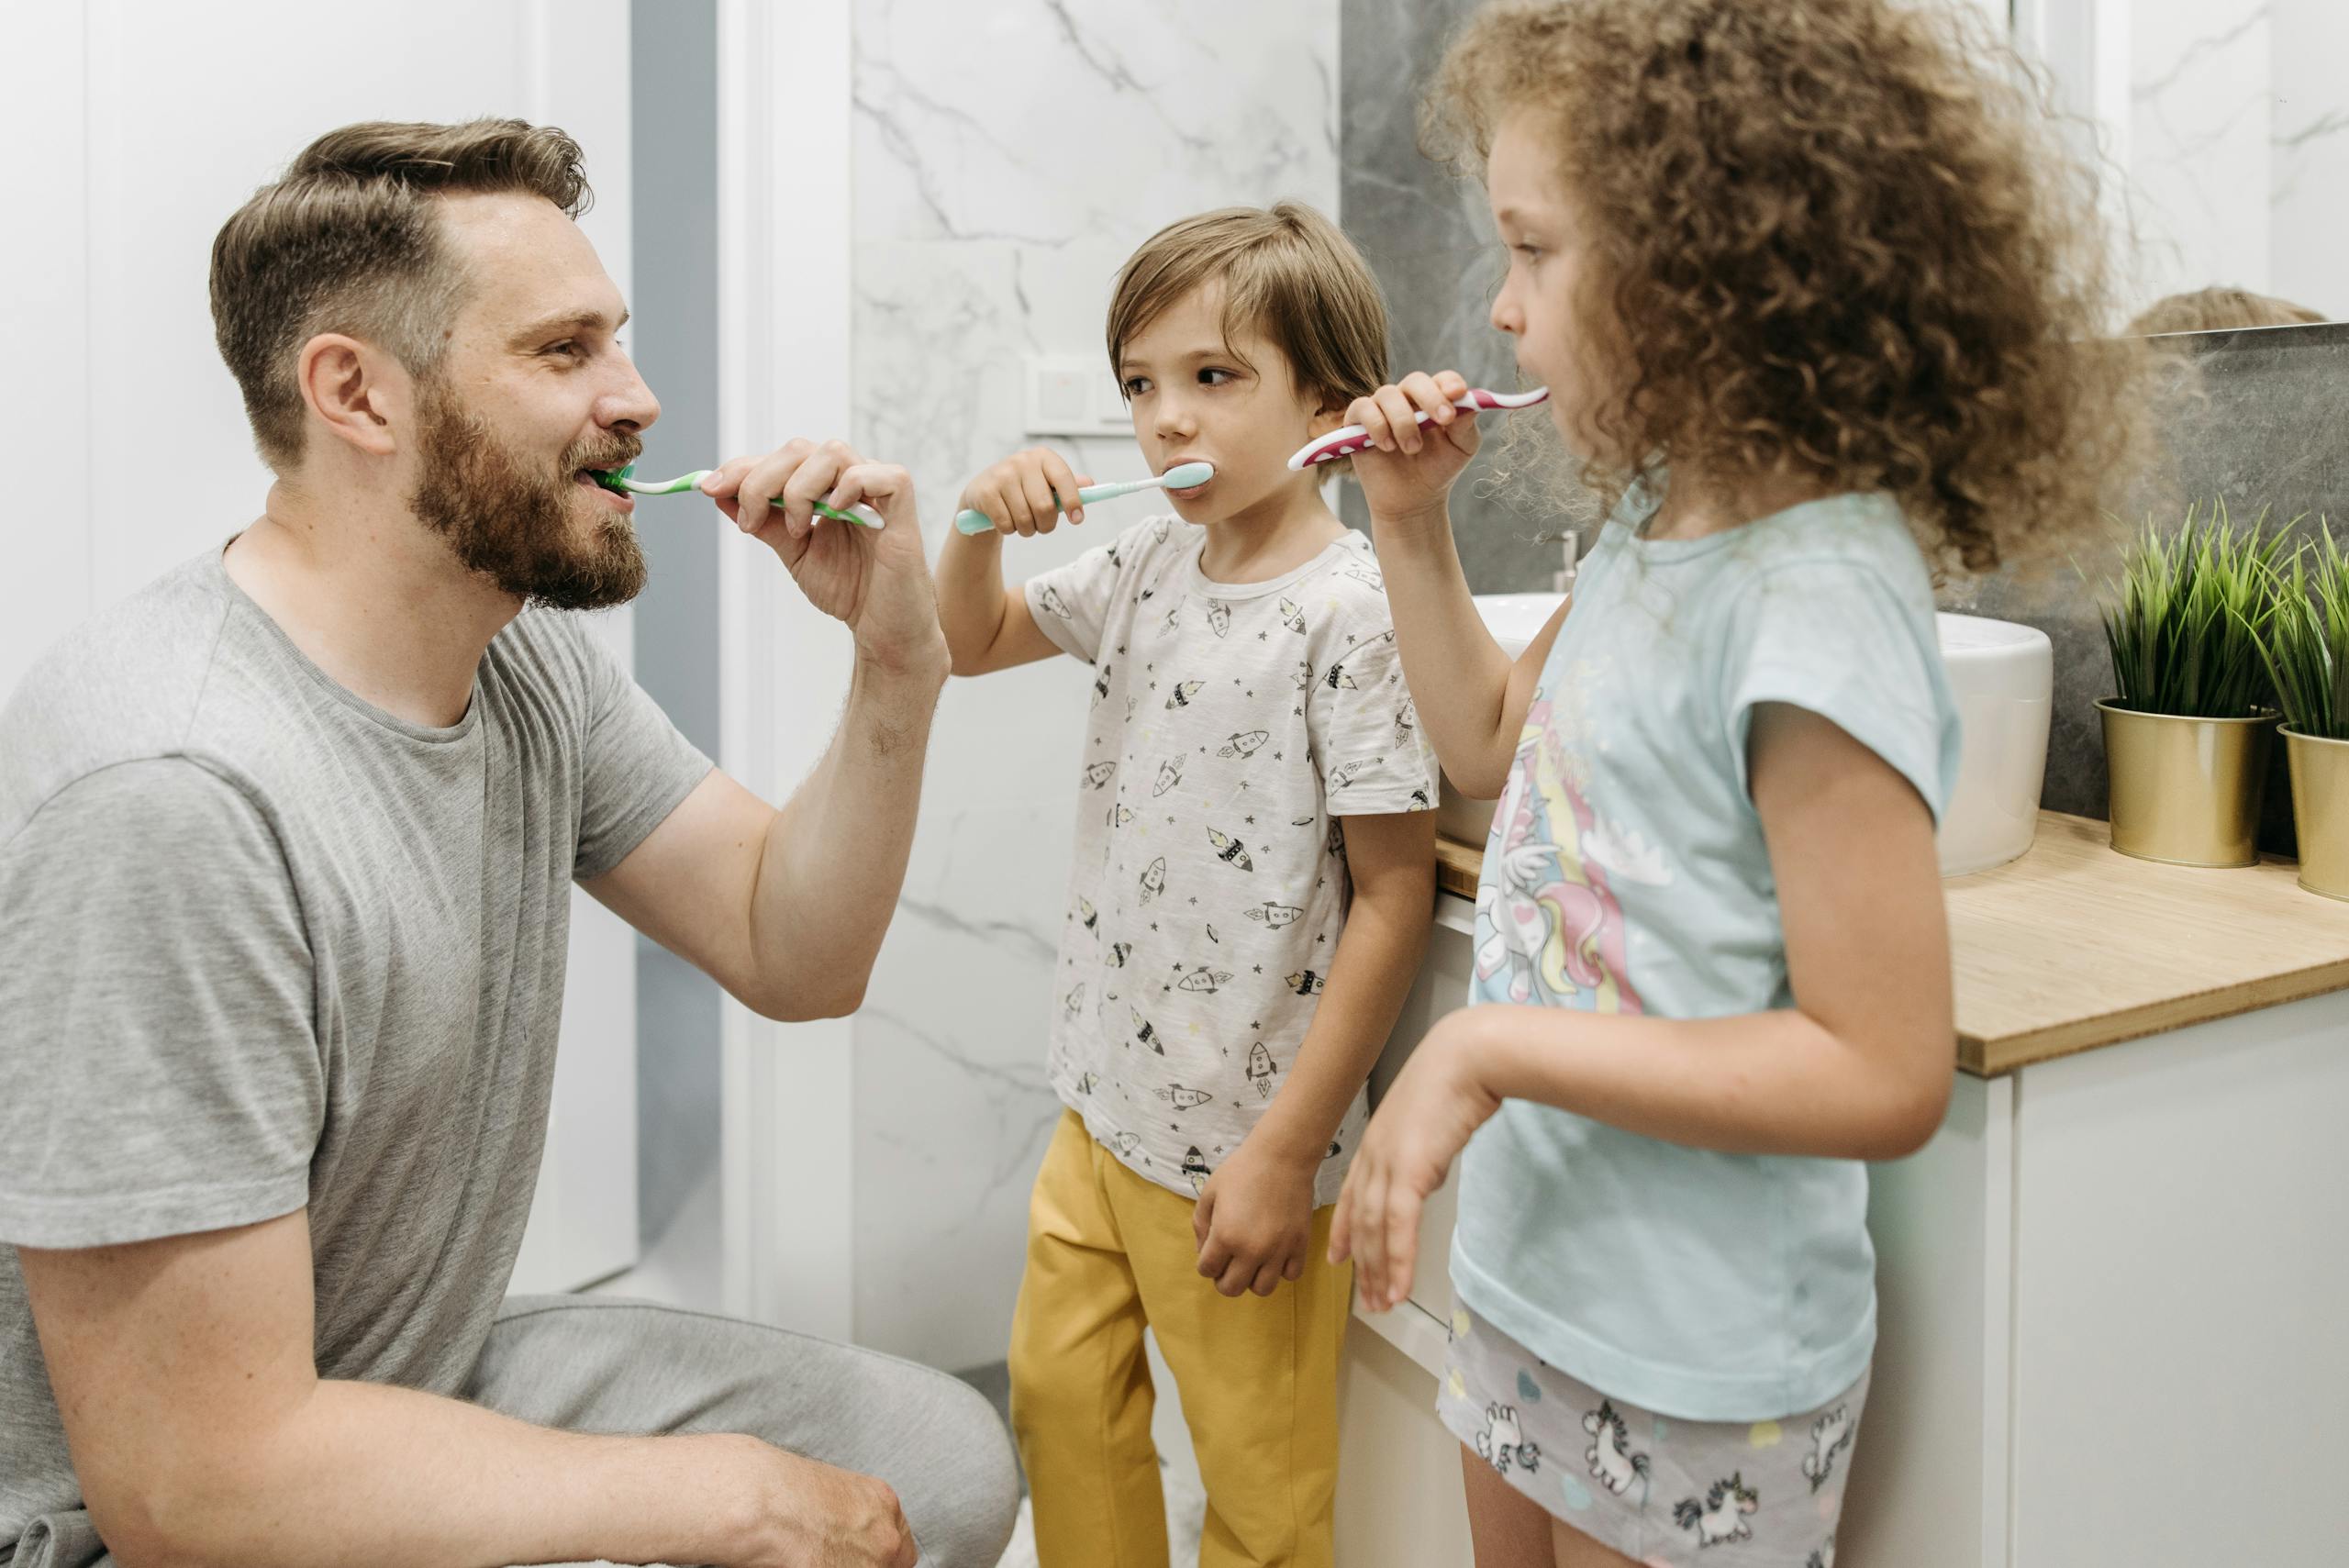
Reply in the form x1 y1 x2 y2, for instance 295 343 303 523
1436 1303 1867 1567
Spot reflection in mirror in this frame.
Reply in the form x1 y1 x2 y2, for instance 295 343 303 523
2085 0 2347 325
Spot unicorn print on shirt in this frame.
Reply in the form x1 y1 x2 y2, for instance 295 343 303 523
1475 667 1645 1014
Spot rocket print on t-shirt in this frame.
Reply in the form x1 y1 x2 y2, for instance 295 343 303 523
1029 519 1438 1204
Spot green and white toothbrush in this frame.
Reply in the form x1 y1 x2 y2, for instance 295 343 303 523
952 461 1216 535
592 463 885 528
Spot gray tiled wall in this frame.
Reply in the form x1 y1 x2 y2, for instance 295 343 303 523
1946 325 2349 851
1338 0 1581 593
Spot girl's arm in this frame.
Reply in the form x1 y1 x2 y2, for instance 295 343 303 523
1348 372 1570 797
1334 704 1956 1310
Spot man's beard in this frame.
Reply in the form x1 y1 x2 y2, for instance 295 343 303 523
408 383 648 612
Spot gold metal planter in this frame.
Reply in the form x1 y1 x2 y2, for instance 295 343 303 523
2284 728 2349 899
2099 701 2277 868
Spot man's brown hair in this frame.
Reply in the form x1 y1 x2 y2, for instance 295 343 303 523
2127 286 2328 338
211 118 593 470
1107 203 1390 428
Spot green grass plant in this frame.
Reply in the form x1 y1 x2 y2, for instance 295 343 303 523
2252 521 2349 740
2100 500 2291 718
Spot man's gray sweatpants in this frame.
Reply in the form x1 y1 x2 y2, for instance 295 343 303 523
476 1296 1020 1568
8 1294 1019 1568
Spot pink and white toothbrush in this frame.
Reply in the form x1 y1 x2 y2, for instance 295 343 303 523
1285 385 1551 471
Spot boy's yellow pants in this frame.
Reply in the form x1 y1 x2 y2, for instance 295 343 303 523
1008 1110 1353 1568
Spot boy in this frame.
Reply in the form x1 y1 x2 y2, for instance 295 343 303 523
935 203 1440 1567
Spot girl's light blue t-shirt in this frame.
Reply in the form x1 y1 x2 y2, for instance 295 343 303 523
1451 488 1961 1423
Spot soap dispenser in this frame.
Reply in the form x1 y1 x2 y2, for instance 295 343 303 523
1549 529 1585 595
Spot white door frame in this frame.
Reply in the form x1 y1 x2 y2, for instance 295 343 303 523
514 0 646 1296
2012 0 2131 166
714 0 861 1339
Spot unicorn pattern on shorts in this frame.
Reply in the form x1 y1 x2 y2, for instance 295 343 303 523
1801 1405 1855 1494
1582 1399 1653 1497
1475 1403 1542 1477
1673 1473 1759 1548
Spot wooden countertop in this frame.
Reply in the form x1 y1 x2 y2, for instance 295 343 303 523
1434 811 2349 1076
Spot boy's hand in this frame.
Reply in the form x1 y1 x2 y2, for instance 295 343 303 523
1344 370 1482 535
959 447 1094 538
1193 1134 1319 1297
1329 1010 1501 1314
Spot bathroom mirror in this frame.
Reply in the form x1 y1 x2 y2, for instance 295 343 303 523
2032 0 2347 327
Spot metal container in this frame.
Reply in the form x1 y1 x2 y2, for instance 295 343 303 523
2099 701 2276 867
2284 728 2349 899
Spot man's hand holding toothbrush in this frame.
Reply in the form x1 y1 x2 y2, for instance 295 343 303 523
698 437 950 680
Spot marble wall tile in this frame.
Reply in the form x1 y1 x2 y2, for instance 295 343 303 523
849 0 1340 1368
852 0 1341 522
2268 0 2349 317
2126 0 2274 308
851 789 1074 1370
2120 0 2349 320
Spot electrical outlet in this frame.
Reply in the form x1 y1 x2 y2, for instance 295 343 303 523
1025 355 1130 438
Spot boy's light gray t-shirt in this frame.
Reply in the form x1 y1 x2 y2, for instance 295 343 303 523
0 547 710 1555
1024 517 1439 1207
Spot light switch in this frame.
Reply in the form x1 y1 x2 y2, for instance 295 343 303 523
1025 356 1130 437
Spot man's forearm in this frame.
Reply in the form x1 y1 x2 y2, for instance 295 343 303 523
1252 884 1434 1162
135 1379 763 1568
748 647 949 1017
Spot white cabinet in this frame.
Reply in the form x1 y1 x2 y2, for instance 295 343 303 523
1999 997 2349 1567
1855 989 2349 1568
1337 893 2349 1568
1334 906 1476 1568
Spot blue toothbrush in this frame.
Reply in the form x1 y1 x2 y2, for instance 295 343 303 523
952 462 1216 536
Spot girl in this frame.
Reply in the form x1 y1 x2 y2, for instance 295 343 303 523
1327 3 2141 1564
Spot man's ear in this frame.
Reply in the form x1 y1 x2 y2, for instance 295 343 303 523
295 333 411 461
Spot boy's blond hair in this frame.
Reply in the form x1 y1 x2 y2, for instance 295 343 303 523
1107 204 1389 436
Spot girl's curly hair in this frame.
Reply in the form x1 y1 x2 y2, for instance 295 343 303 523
1424 0 2148 576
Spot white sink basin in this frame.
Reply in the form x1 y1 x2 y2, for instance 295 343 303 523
1434 596 2053 878
1932 611 2053 876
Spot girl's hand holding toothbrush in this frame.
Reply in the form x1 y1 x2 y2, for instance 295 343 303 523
1342 370 1485 536
1328 1006 1504 1314
958 447 1096 538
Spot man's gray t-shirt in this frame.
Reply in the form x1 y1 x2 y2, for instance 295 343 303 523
0 547 710 1560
